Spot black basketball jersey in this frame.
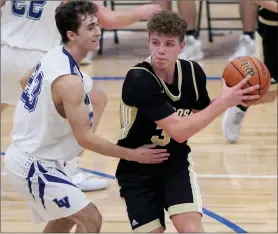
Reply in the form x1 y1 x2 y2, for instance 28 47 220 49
117 57 210 158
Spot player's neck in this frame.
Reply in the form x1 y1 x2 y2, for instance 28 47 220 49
152 64 176 84
63 44 88 66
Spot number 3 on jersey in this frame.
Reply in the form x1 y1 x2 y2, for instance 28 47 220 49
12 0 46 20
21 63 43 112
151 126 171 146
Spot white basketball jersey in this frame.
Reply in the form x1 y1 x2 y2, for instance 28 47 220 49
11 46 94 161
1 0 61 52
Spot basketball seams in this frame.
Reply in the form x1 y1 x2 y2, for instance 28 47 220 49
253 57 271 92
248 57 261 95
231 61 252 87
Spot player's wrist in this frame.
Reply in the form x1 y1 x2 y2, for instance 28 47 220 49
214 96 229 111
123 148 135 162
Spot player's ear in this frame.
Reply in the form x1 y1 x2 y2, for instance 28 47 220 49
179 41 185 53
66 31 77 42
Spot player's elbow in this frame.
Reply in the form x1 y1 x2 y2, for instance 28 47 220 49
74 131 91 149
99 16 119 30
168 128 189 143
172 134 189 143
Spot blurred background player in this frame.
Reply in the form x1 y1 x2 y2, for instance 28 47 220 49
222 0 277 143
229 0 258 61
152 0 257 61
1 0 161 191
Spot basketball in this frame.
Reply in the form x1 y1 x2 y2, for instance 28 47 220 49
222 56 271 105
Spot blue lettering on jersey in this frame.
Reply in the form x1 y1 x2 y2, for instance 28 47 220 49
20 62 43 112
53 196 71 208
89 111 94 127
12 0 46 20
84 93 90 105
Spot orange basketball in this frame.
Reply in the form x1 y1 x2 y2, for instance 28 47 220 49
222 56 271 105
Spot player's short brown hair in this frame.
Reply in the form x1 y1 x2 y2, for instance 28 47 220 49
55 0 99 44
147 10 187 43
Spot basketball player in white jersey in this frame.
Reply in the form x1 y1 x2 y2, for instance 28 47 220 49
1 0 162 191
4 1 169 232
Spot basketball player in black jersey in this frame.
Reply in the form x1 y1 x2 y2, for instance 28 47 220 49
115 11 260 233
222 0 277 143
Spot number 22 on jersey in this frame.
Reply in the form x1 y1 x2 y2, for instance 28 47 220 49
12 0 46 20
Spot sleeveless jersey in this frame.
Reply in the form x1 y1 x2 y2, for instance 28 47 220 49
11 45 94 161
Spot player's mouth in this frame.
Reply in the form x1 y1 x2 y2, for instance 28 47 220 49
156 58 167 62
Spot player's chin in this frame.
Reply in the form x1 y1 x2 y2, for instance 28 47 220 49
90 44 100 51
90 41 100 50
153 60 168 68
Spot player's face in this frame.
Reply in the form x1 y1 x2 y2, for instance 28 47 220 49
148 33 185 68
75 14 101 51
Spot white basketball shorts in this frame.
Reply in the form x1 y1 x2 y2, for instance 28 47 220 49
4 144 91 224
1 44 46 105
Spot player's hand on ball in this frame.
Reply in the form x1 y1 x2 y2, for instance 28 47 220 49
135 4 162 20
220 75 260 107
131 144 169 164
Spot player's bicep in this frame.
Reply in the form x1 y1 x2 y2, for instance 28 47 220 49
54 75 91 144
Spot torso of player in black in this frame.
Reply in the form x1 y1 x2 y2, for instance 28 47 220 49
117 57 210 166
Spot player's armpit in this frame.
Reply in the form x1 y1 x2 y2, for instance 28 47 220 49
20 66 36 90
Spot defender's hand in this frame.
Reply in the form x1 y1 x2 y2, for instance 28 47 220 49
130 144 169 164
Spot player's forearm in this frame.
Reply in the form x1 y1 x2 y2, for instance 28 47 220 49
98 9 141 29
253 0 278 13
174 98 227 142
79 131 133 161
192 98 215 113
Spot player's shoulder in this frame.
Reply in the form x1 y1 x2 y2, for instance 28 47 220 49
42 46 76 72
123 59 163 93
125 59 160 85
126 61 153 79
178 59 203 71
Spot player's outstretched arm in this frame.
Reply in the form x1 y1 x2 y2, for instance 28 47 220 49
53 74 169 164
155 76 260 143
94 1 162 29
